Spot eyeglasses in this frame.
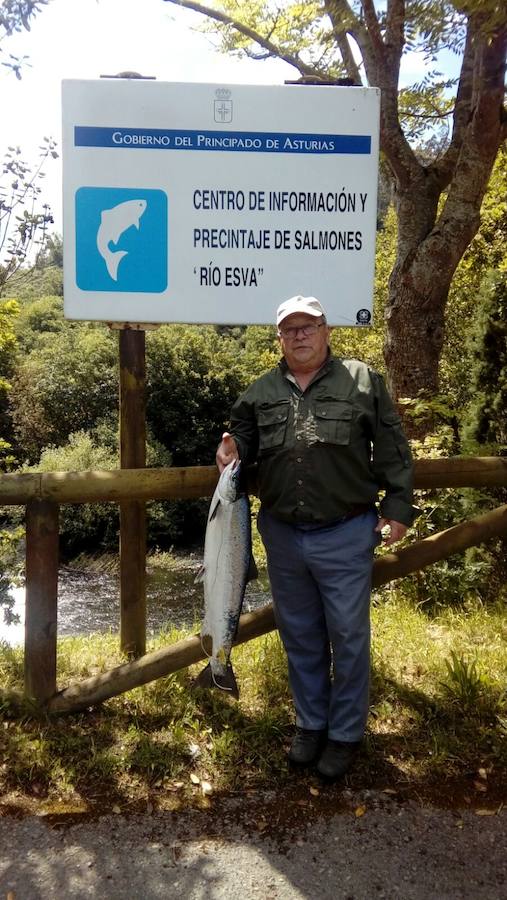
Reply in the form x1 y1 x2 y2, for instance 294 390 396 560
278 323 325 340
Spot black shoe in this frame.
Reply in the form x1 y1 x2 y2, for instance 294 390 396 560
316 740 361 780
288 727 327 766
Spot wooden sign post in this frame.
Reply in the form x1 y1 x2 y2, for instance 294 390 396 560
119 326 146 657
24 499 59 701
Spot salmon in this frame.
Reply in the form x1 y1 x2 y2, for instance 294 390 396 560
195 460 257 698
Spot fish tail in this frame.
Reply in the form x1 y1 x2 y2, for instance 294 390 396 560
194 661 239 700
106 249 128 281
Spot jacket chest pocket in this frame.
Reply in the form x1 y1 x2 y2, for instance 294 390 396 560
314 400 353 445
257 401 290 452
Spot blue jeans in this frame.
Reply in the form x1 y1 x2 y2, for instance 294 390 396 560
257 507 380 742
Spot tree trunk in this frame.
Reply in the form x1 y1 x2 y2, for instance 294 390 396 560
384 173 448 402
383 23 507 412
385 277 447 402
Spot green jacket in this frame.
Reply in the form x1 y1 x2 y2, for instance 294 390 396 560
230 354 418 527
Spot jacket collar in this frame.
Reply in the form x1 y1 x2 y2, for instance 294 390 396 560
278 348 334 380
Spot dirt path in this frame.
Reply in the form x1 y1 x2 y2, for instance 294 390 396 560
0 788 505 899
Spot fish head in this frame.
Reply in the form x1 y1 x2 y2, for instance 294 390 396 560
216 459 242 504
101 199 147 242
117 199 147 229
132 199 147 227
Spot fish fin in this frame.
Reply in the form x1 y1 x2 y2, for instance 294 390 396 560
194 565 205 584
194 661 214 691
208 498 221 522
194 662 239 700
247 553 258 582
215 662 240 700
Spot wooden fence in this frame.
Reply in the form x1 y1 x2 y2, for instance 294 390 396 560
1 456 506 715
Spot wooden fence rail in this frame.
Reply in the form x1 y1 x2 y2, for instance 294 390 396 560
0 456 505 714
0 456 506 506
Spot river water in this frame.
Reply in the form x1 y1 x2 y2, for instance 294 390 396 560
0 562 272 647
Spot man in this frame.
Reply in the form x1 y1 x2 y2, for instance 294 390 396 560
216 295 417 780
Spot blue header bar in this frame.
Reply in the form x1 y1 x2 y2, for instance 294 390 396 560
74 126 371 155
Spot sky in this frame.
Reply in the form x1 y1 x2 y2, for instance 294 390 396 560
2 0 454 233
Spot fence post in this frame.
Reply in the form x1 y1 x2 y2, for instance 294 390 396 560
24 499 59 702
119 327 147 657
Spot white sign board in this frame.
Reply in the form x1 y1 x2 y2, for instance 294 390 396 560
62 79 380 326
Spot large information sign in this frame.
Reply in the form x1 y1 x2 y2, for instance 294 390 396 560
63 79 380 325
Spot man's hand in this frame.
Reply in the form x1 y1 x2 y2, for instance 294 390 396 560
374 518 407 546
216 432 239 473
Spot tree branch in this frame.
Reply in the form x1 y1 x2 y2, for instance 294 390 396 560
411 25 507 298
357 1 420 188
323 0 363 83
162 0 322 78
324 0 368 49
360 0 386 65
336 30 363 83
385 0 404 48
440 24 507 227
326 0 412 159
432 19 476 186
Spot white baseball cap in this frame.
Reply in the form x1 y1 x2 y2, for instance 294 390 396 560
276 295 326 327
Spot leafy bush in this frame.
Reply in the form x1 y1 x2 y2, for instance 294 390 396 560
0 525 24 625
146 325 248 466
400 423 504 609
14 428 198 555
462 270 507 451
30 431 119 554
10 322 117 461
0 299 20 463
15 294 67 351
440 148 507 412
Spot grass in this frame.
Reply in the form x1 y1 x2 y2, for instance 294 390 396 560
0 590 506 816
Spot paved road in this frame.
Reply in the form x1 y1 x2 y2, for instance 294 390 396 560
0 790 505 899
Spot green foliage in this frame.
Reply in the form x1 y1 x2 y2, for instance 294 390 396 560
441 148 507 412
14 294 65 350
202 1 345 78
398 76 456 147
462 271 507 450
400 420 504 608
5 261 63 302
440 650 488 713
0 297 18 372
240 325 279 378
144 324 264 544
146 325 249 466
0 141 57 293
0 524 23 624
1 5 58 285
17 426 190 554
29 430 120 554
36 232 63 268
10 321 117 461
0 296 18 465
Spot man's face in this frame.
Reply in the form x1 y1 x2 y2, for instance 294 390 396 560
278 313 330 371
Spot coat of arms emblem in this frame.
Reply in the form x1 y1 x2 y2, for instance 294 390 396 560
214 88 233 123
